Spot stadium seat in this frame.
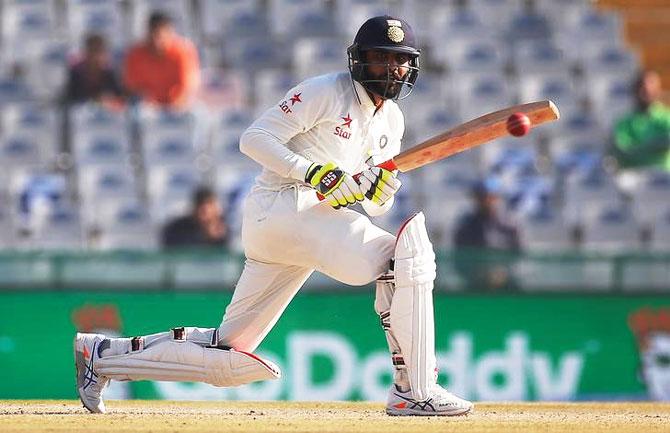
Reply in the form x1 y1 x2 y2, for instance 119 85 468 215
455 74 514 120
78 166 138 219
447 39 506 74
0 76 33 104
564 168 622 224
519 205 573 251
468 0 523 31
70 103 129 135
293 38 347 81
97 201 158 250
581 44 639 79
552 140 603 177
143 135 196 166
269 0 329 37
31 206 84 250
222 38 290 71
73 131 129 166
581 204 641 252
1 104 58 154
253 69 297 113
336 0 392 40
146 165 201 223
586 74 636 129
567 9 623 45
517 72 580 122
630 171 670 225
0 133 46 169
404 105 462 146
200 0 264 41
196 67 248 110
512 41 568 75
554 109 604 143
505 8 553 43
66 0 126 48
1 0 56 42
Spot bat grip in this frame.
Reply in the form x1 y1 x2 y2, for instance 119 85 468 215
316 159 398 201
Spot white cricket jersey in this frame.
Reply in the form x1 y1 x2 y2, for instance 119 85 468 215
239 72 404 191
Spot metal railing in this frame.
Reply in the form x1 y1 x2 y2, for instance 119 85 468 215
0 248 668 293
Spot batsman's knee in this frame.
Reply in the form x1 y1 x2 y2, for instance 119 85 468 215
394 212 437 290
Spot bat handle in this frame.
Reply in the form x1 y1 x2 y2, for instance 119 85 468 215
316 159 398 201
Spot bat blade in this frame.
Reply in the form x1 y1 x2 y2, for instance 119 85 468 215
392 100 560 172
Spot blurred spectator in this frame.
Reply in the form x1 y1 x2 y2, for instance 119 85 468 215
63 33 125 108
453 179 522 291
123 11 200 108
161 186 229 249
612 70 670 172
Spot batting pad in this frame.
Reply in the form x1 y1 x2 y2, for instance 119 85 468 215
390 212 437 401
95 340 281 387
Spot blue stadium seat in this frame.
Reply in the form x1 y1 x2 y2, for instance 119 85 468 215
581 45 639 79
520 205 572 251
70 103 129 134
67 0 126 48
200 0 265 41
32 205 84 250
587 74 635 128
1 0 56 41
73 132 129 166
0 134 45 168
513 41 568 75
253 69 297 113
293 38 347 81
564 168 622 224
447 39 506 74
582 204 640 252
630 171 670 225
98 201 158 250
456 74 514 120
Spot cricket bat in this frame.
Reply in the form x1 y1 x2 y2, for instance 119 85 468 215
371 99 560 173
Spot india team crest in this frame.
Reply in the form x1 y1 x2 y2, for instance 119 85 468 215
387 26 404 43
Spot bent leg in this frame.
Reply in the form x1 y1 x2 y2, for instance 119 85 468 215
218 259 313 352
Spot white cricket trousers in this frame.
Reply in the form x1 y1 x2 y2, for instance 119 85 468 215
217 184 395 352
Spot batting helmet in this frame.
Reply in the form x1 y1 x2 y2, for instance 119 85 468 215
347 16 420 100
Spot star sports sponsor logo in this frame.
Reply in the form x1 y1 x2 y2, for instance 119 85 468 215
334 113 353 139
280 93 302 114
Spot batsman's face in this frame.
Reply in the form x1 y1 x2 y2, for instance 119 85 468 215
363 50 411 98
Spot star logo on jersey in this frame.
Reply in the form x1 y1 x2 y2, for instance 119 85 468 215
290 93 302 106
334 113 353 140
340 113 353 128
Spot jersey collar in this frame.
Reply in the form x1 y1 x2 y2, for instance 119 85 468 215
352 79 378 114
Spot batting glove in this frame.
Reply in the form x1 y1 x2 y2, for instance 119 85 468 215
358 167 401 206
306 162 364 209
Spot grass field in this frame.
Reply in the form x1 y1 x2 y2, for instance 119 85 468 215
1 400 669 433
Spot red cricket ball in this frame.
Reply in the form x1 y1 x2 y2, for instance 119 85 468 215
506 112 531 137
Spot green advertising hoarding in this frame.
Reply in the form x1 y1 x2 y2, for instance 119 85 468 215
0 291 666 401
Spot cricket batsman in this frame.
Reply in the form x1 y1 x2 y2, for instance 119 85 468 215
75 16 474 416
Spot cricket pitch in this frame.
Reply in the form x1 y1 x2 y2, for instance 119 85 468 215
1 400 668 433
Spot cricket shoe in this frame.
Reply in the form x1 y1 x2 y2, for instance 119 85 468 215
386 384 473 416
74 333 110 413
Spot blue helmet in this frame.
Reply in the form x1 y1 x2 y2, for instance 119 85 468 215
347 16 420 100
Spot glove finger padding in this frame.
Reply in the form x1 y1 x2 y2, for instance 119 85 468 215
360 167 402 206
306 162 364 209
